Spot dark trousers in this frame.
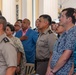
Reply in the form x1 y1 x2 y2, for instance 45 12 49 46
36 61 48 75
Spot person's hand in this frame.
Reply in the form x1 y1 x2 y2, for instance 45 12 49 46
50 70 55 75
74 73 76 75
16 66 20 73
68 68 74 75
68 63 74 75
46 67 53 75
20 36 28 41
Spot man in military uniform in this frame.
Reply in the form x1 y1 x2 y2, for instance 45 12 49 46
0 16 17 75
36 14 57 75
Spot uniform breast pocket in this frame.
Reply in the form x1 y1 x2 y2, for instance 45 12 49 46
0 50 2 55
0 50 3 60
40 40 48 47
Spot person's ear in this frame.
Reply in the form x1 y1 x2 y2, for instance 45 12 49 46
67 17 72 22
45 20 49 25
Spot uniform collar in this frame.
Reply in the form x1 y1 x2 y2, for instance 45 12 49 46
42 27 51 34
0 33 6 42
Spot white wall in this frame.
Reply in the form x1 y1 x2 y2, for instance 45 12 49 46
58 0 76 9
22 0 32 27
0 0 2 10
22 0 27 19
39 0 58 20
2 0 16 24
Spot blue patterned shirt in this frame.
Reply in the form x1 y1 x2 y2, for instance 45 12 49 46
50 26 76 75
74 41 76 73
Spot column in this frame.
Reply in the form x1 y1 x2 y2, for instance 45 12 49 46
32 0 35 28
39 0 58 20
16 0 22 20
0 0 2 11
2 0 16 24
22 0 32 27
35 0 39 19
22 0 27 19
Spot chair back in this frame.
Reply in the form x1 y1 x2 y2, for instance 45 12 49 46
25 63 35 75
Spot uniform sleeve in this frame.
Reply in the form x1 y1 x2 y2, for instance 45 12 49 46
14 38 24 54
48 33 57 52
2 43 17 67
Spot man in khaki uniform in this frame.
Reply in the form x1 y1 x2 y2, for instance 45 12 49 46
36 14 57 75
0 16 17 75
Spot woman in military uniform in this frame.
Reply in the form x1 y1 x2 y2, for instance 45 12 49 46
5 23 26 75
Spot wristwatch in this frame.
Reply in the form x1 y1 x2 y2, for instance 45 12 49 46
17 64 20 66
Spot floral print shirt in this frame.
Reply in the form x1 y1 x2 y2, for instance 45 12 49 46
50 26 76 75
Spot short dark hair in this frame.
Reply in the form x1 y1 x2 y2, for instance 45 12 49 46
62 8 75 24
51 21 56 24
7 23 15 32
0 16 7 31
17 19 22 23
39 14 52 25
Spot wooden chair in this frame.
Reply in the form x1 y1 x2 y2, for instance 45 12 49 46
25 63 35 75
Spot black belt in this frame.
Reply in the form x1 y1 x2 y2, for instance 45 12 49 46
35 58 49 70
36 58 49 62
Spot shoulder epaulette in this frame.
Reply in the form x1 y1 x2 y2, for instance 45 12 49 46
48 30 53 34
3 37 10 43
